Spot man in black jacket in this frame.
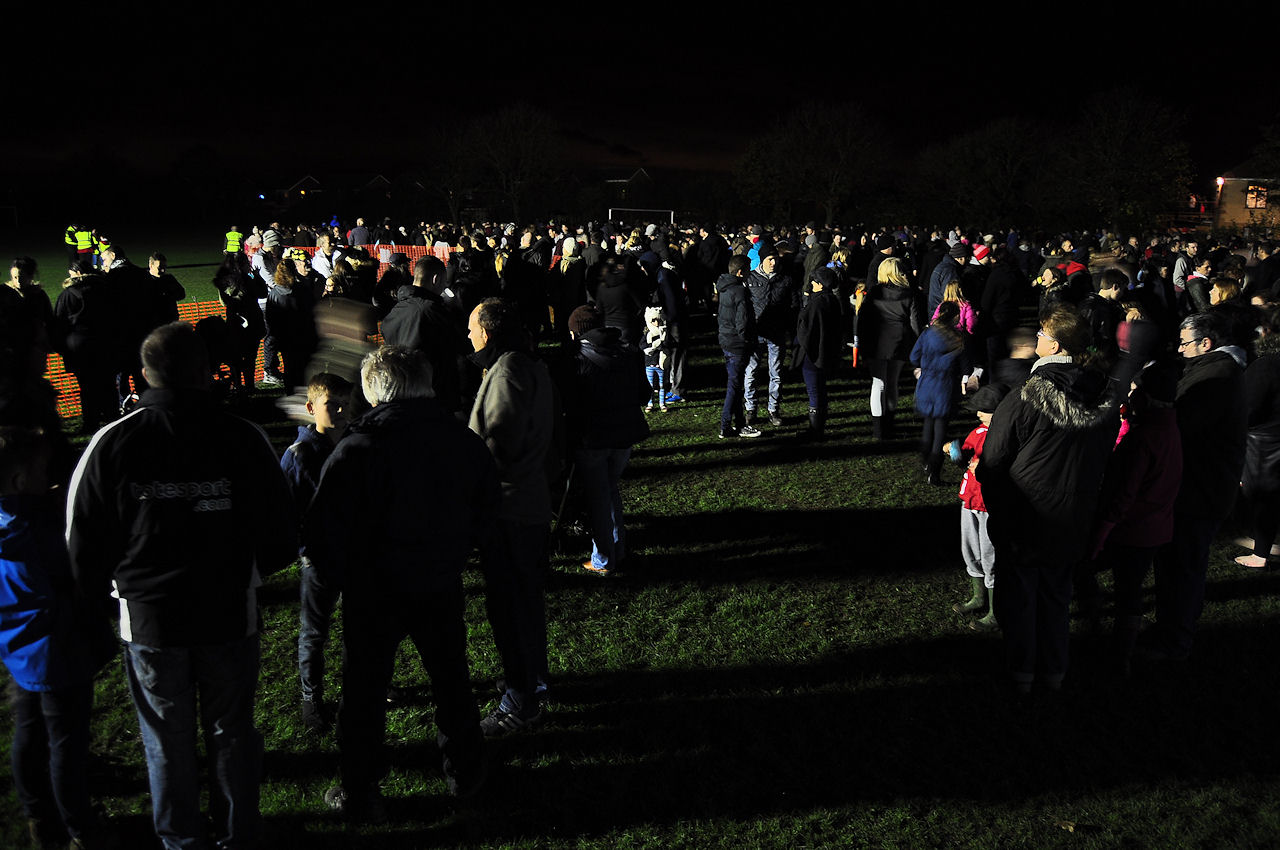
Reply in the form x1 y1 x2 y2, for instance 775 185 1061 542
1150 311 1247 660
306 346 499 820
67 322 296 849
717 256 761 439
380 256 468 414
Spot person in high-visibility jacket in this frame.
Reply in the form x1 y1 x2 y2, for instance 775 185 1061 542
75 227 94 265
64 223 78 266
224 226 243 254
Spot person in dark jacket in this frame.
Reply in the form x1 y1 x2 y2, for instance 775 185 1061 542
67 323 296 849
54 262 120 430
305 346 496 820
857 257 922 439
267 250 320 390
1236 312 1280 568
927 244 967 318
978 307 1118 691
1083 363 1182 674
591 256 645 345
380 256 468 414
562 306 650 575
744 248 794 426
911 302 970 485
716 256 760 439
214 252 268 392
1150 311 1247 660
793 267 844 438
976 246 1025 366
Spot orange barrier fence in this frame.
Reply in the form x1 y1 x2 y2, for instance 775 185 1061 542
48 244 455 419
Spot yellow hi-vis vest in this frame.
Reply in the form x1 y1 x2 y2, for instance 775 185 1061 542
75 230 93 251
64 225 76 246
225 230 243 253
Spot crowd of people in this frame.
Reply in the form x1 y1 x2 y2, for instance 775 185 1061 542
2 214 1280 847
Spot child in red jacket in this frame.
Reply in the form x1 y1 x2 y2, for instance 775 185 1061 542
944 384 1009 631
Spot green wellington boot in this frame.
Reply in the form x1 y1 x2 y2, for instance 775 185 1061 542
952 576 986 614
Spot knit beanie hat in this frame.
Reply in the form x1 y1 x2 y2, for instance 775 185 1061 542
568 305 604 336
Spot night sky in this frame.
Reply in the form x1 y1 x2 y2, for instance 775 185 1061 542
9 39 1276 202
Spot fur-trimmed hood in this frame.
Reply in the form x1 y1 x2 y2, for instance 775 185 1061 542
1020 362 1112 430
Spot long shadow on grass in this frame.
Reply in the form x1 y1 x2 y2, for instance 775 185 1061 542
265 620 1280 848
583 506 960 582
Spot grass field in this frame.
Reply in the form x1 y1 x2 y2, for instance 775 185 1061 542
2 232 1280 848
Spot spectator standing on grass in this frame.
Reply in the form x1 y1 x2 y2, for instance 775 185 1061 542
857 257 922 441
269 249 321 390
467 297 557 735
1236 307 1280 569
1080 364 1182 676
281 373 351 734
214 252 267 393
1 426 114 850
792 266 844 440
306 348 495 821
1148 311 1247 661
67 322 295 850
54 260 120 432
744 247 793 428
716 255 761 439
977 308 1117 693
942 384 1007 632
911 301 970 487
561 305 650 577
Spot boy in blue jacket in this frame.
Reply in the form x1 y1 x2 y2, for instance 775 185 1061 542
281 372 351 732
1 426 112 848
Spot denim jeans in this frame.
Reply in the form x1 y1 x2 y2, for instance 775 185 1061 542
8 680 94 839
298 557 341 701
575 447 631 569
800 353 826 414
124 635 262 850
479 521 549 715
744 338 782 413
722 351 749 431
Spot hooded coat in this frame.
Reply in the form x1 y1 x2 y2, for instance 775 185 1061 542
978 359 1118 562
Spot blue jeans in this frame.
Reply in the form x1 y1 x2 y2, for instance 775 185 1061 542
575 447 631 569
298 557 341 701
722 351 749 431
124 635 262 850
744 338 782 413
800 353 826 414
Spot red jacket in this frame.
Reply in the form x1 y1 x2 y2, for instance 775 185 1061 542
958 425 988 512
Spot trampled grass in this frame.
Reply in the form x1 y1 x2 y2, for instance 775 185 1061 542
3 305 1280 848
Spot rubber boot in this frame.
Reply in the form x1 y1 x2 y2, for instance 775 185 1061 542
871 415 884 440
808 408 825 440
971 586 998 631
952 576 986 613
883 408 896 439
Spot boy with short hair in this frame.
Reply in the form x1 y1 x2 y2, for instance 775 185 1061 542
1 426 112 848
281 373 352 732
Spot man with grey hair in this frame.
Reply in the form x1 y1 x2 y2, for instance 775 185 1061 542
1148 311 1247 661
306 345 499 820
